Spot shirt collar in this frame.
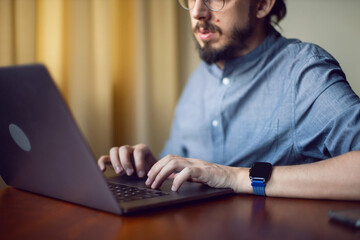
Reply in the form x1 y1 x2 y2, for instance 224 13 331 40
206 27 281 78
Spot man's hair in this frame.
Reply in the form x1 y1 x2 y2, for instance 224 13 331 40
265 0 287 31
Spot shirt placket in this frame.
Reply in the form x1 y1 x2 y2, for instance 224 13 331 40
210 75 231 164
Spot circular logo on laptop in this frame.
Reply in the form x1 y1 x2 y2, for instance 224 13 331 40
9 123 31 152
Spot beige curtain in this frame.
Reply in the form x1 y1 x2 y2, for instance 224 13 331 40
0 0 194 159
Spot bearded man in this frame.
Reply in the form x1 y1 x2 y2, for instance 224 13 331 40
99 0 360 200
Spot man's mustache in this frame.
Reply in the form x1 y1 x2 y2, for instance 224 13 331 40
194 22 222 34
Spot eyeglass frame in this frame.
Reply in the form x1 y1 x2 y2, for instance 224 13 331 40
177 0 226 12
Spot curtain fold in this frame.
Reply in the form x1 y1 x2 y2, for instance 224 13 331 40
143 0 179 156
0 0 184 158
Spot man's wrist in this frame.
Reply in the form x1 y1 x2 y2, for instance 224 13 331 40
232 167 252 194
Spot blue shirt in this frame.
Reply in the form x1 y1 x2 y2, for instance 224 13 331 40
160 29 360 167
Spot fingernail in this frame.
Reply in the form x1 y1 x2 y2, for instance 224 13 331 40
138 170 145 178
145 178 151 186
99 164 105 171
171 185 177 191
126 168 133 176
151 181 157 189
115 166 121 174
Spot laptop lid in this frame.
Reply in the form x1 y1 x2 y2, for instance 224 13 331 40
0 64 233 215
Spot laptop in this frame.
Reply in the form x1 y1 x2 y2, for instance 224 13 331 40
0 64 233 215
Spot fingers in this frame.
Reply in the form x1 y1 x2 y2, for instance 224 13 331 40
146 156 220 191
99 152 230 192
97 155 111 172
147 160 178 189
133 144 148 178
171 167 193 191
119 145 134 176
146 155 194 190
98 144 155 177
109 147 124 174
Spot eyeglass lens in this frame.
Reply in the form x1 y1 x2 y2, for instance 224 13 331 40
178 0 225 11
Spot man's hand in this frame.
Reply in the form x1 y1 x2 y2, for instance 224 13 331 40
145 154 238 191
97 144 157 178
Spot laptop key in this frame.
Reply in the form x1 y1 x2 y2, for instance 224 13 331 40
108 182 169 202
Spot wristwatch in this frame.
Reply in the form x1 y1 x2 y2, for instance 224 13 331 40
249 162 273 196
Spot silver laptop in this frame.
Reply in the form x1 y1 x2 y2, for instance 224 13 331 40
0 64 233 215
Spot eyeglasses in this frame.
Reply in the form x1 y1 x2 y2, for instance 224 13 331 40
178 0 225 12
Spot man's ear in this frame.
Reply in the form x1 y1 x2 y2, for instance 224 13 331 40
256 0 276 19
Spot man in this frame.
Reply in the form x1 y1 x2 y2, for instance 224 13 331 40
98 0 360 200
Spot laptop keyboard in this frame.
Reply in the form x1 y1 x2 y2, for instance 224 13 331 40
108 182 169 202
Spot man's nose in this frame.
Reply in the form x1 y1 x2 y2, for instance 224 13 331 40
191 0 211 21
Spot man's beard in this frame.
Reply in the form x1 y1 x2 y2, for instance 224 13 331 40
194 22 254 65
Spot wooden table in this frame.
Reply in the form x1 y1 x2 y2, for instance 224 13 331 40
0 187 359 240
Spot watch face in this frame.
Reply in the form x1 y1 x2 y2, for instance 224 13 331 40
249 162 273 181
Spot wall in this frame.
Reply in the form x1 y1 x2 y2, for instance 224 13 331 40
280 0 360 95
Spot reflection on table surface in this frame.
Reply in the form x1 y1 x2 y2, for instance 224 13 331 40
0 187 359 240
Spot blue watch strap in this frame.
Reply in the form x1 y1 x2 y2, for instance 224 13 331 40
251 179 266 196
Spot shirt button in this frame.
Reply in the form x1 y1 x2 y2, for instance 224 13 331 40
212 120 219 127
222 77 230 85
